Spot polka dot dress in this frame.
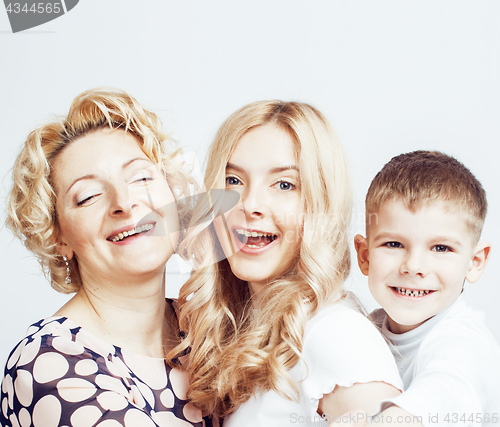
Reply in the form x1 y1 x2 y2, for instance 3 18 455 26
0 316 209 427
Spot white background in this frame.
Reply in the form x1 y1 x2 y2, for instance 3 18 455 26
1 1 499 365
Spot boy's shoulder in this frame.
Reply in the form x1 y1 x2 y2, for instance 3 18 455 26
371 299 500 370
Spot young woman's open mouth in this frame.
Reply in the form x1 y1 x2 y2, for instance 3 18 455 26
233 228 278 254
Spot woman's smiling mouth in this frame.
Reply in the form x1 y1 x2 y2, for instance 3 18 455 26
108 222 155 242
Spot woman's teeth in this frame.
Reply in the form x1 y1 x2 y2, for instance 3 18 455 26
110 223 154 242
395 287 431 298
234 228 277 248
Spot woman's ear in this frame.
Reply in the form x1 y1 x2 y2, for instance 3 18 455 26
466 242 492 283
55 232 74 260
354 234 370 276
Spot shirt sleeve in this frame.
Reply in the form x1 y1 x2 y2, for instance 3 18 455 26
299 306 403 405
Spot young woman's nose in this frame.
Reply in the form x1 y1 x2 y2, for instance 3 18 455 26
400 249 427 277
240 184 268 218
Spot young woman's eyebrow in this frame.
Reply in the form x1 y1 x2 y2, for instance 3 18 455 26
226 163 299 174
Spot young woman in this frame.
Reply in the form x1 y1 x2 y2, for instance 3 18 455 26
171 101 403 425
2 88 206 427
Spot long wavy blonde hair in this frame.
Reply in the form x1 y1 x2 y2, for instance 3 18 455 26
169 101 352 417
6 87 191 293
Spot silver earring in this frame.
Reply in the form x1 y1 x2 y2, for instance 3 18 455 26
63 256 71 285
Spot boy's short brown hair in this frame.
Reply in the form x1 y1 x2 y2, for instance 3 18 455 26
365 150 487 242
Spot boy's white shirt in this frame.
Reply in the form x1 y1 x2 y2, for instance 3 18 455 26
372 295 500 427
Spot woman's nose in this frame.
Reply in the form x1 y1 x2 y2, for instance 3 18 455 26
109 186 137 217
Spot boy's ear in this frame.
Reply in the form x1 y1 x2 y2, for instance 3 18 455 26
465 242 491 283
354 234 370 276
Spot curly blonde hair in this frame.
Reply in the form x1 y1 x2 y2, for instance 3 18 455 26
6 87 191 293
169 101 352 417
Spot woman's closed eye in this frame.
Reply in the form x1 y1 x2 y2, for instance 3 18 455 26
131 171 154 183
271 179 296 191
77 193 101 206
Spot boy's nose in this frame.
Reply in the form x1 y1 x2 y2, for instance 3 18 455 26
400 250 426 277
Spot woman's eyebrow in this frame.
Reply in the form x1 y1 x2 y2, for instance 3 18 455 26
65 157 152 195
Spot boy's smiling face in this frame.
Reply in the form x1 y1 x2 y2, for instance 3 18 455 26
355 199 490 334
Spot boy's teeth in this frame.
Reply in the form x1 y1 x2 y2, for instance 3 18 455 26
396 287 430 298
235 228 274 237
110 223 153 242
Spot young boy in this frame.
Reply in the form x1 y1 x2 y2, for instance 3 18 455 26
354 151 500 426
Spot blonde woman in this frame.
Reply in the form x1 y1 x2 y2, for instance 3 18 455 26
171 101 403 425
1 89 207 427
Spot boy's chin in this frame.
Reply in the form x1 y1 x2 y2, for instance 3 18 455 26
386 313 432 334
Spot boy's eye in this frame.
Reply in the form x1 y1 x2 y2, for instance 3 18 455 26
433 245 451 253
226 176 242 186
272 180 295 191
384 241 403 249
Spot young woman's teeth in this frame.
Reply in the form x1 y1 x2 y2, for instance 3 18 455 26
234 229 277 248
110 223 153 242
396 287 430 298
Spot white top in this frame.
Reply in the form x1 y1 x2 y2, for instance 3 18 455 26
223 298 403 427
373 296 500 427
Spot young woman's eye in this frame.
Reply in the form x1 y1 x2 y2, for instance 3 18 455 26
226 176 241 186
384 241 402 249
272 180 295 191
433 245 451 253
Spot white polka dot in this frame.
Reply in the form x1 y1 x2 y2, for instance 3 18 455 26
57 378 96 402
152 411 193 427
14 370 33 407
10 413 20 427
183 402 203 423
122 352 167 390
19 407 31 427
52 326 72 341
75 330 114 359
75 359 98 376
123 409 156 427
129 385 146 409
169 368 188 400
135 380 155 409
2 396 8 417
33 352 69 384
33 394 61 427
96 420 123 427
17 336 42 367
96 391 128 411
4 374 14 410
7 339 27 370
95 375 128 396
104 357 126 379
70 405 102 427
52 337 84 356
160 389 174 408
26 325 40 336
